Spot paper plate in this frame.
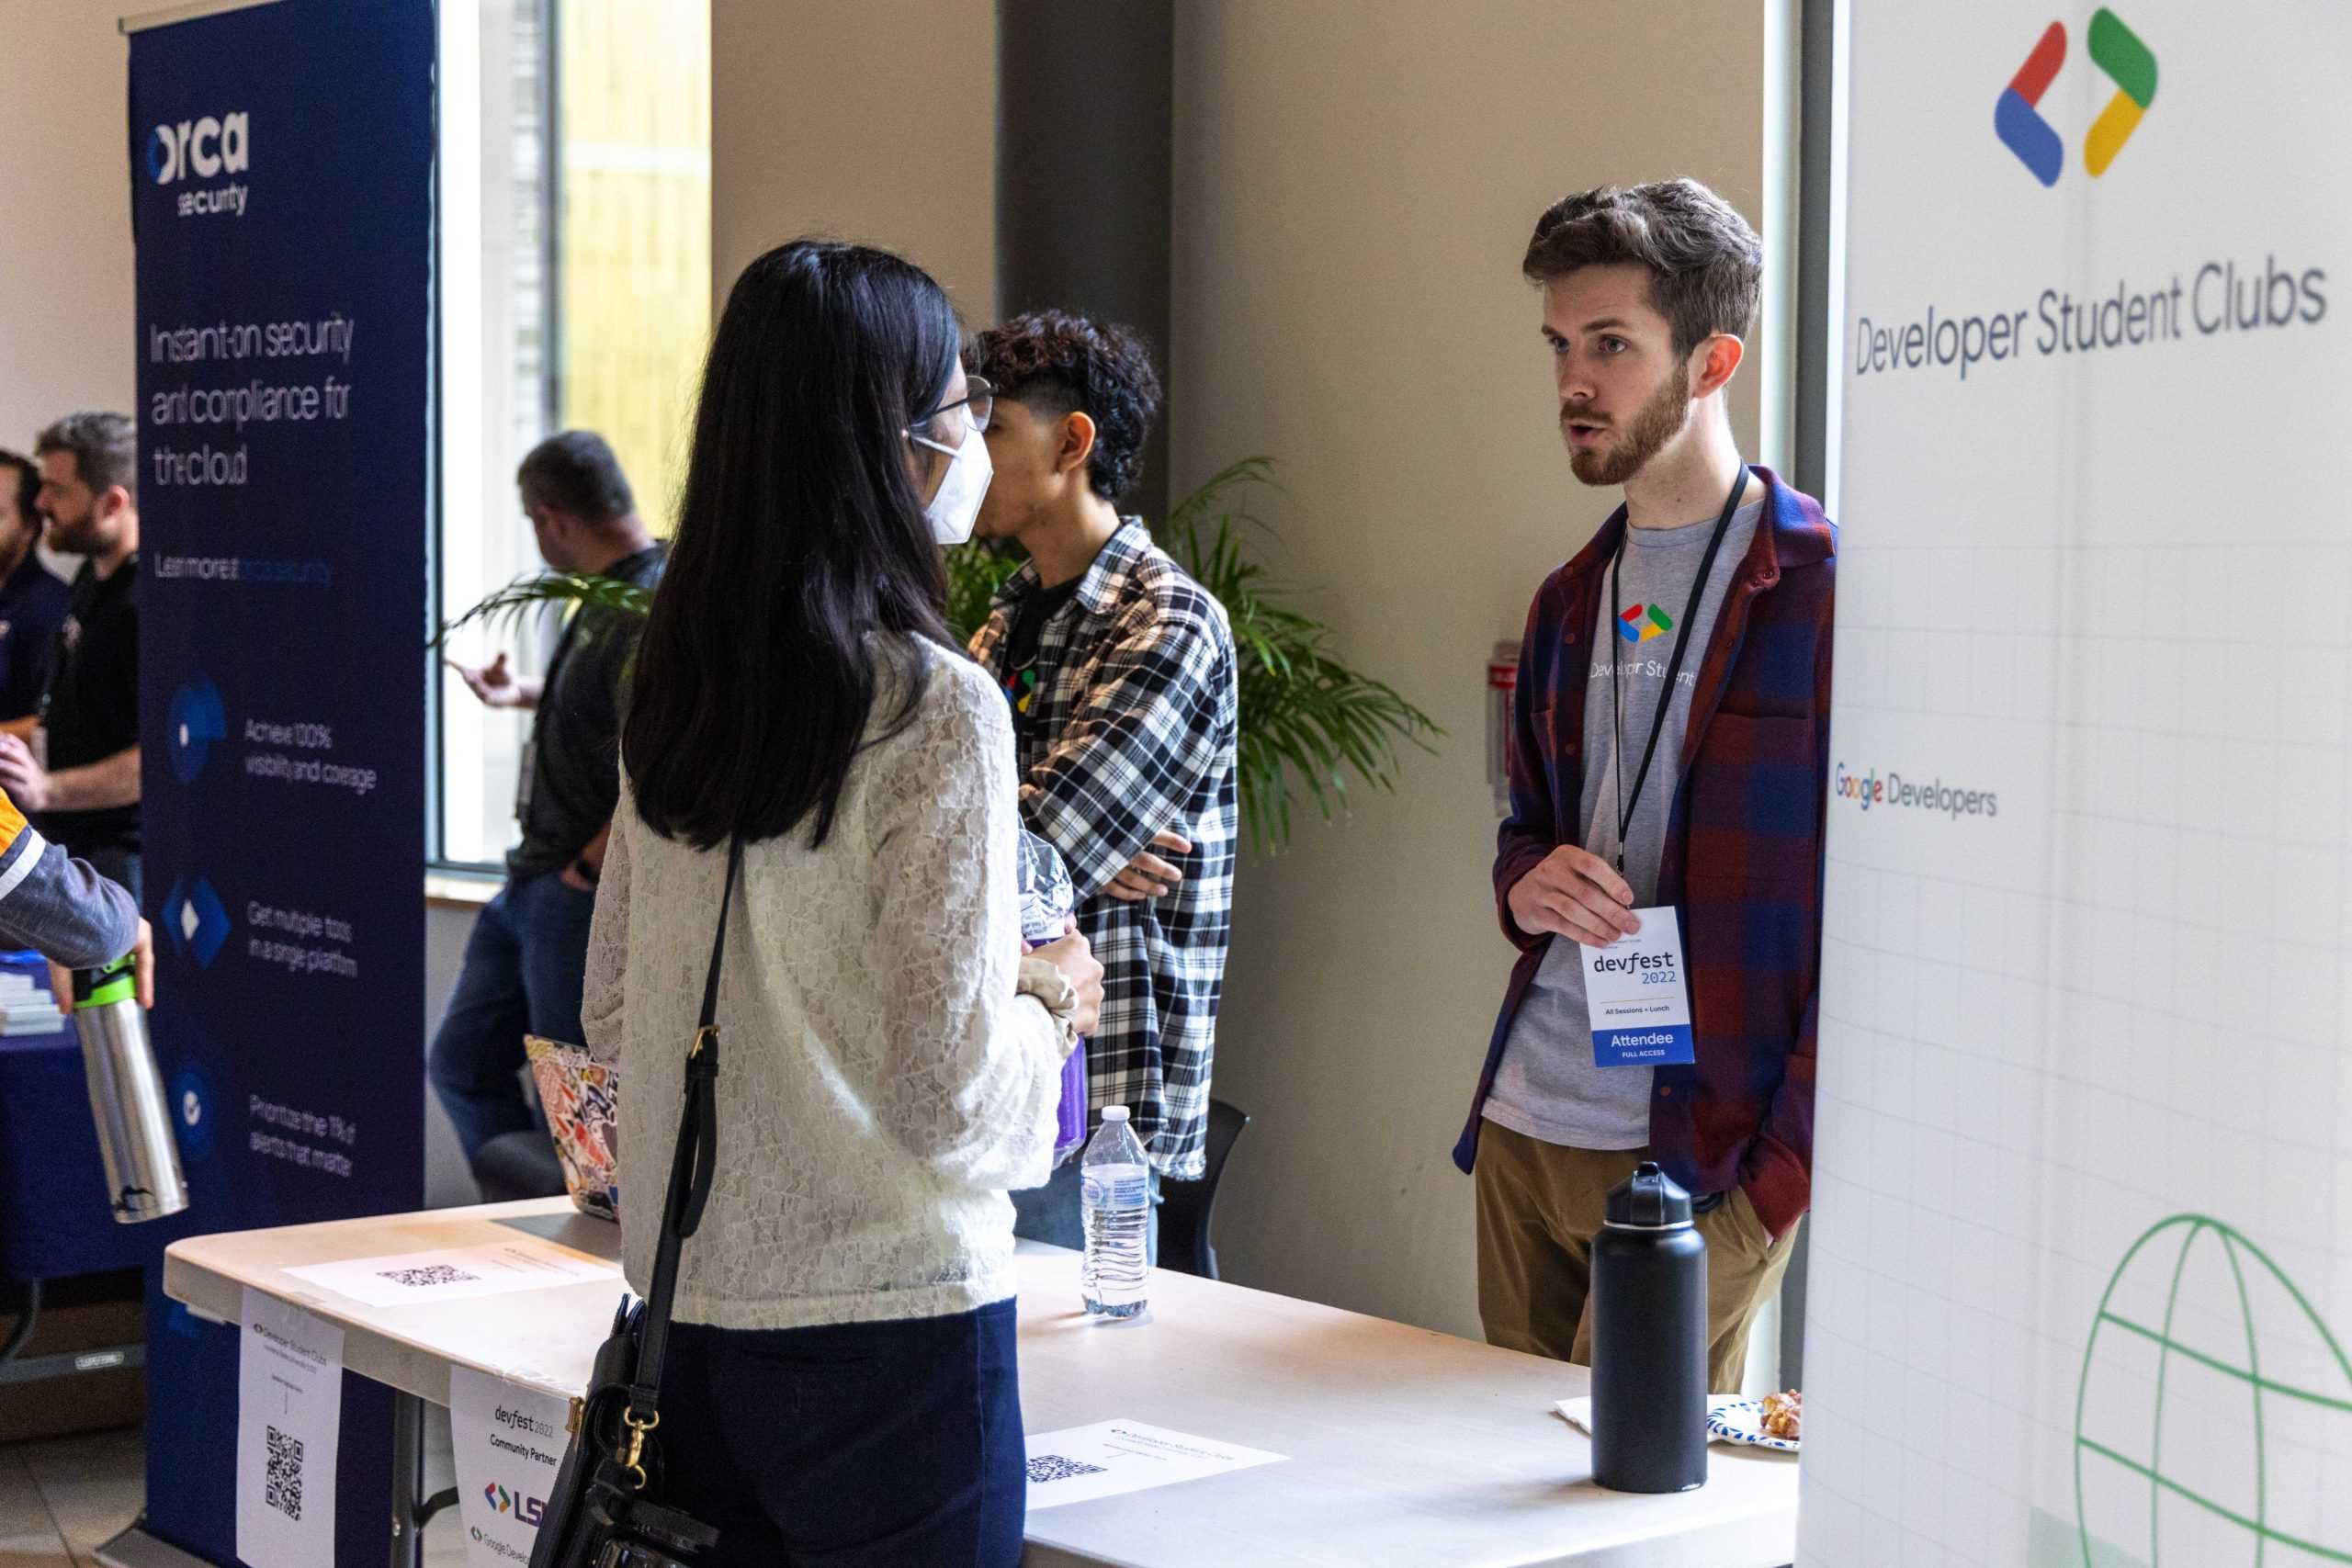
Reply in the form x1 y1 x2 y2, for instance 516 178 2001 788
1706 1398 1801 1452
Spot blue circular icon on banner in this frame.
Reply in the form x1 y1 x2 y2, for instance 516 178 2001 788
147 127 172 183
167 679 228 784
163 876 232 968
171 1062 216 1163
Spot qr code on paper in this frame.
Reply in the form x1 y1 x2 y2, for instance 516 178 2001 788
1026 1454 1108 1484
264 1424 303 1520
376 1264 480 1289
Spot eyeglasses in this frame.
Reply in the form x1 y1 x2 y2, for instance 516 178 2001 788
910 375 994 445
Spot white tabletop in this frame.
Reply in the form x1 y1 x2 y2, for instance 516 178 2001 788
164 1199 1796 1567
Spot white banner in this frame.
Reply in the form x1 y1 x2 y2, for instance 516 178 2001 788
1804 6 2352 1567
235 1287 344 1568
449 1365 570 1566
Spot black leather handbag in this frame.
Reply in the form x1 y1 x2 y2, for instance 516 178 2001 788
530 836 742 1568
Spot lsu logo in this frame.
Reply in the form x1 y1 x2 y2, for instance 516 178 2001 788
148 112 250 185
1995 9 2157 186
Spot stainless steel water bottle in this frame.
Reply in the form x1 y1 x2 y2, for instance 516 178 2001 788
1589 1161 1707 1493
73 953 188 1224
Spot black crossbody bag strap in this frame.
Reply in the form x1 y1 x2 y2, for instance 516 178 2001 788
626 831 742 1416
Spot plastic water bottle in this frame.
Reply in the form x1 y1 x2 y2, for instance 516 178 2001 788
1080 1106 1150 1318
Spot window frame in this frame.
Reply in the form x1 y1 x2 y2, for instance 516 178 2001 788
428 0 562 876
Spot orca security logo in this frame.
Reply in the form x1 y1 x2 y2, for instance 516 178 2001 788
149 110 251 219
163 876 232 968
168 677 229 784
1996 10 2157 186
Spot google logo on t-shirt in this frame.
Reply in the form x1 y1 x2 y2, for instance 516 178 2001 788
1617 604 1673 644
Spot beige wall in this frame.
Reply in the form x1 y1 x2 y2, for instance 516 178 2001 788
1170 1 1790 1337
710 0 997 321
703 0 1793 1339
0 0 135 449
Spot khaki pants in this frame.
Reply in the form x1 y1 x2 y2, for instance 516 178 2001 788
1473 1121 1801 1394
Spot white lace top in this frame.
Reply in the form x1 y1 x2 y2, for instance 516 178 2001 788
582 641 1065 1331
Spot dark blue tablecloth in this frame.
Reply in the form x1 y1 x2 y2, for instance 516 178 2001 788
0 1020 164 1281
0 1024 171 1279
0 954 202 1282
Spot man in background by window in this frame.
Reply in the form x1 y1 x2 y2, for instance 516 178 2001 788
434 431 662 1169
0 413 142 904
0 451 70 727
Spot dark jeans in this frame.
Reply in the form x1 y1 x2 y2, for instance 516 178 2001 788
426 871 594 1164
1011 1154 1162 1266
657 1301 1026 1567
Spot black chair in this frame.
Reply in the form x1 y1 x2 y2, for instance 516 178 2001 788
472 1126 568 1204
1156 1098 1250 1280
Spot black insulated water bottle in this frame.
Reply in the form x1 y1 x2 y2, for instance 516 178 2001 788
1589 1160 1707 1493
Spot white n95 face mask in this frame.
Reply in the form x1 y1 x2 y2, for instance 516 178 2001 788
914 420 993 547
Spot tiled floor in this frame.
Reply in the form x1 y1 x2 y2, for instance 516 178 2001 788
0 1418 469 1566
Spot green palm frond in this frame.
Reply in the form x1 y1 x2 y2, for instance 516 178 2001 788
447 457 1444 853
434 570 652 649
946 542 1025 643
1153 457 1442 852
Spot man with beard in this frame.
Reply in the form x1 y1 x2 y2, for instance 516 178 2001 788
0 451 71 727
0 413 143 903
1458 181 1836 1396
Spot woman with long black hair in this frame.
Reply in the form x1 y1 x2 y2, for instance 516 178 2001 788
582 239 1102 1565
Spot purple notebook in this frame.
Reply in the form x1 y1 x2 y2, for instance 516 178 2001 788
1016 832 1088 1158
1053 1043 1088 1156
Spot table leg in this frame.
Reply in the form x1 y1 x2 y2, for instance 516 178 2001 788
390 1391 425 1568
389 1392 458 1568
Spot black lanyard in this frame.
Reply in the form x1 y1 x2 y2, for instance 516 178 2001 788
1607 464 1750 874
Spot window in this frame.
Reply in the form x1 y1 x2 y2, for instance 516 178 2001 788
553 2 711 523
433 0 710 871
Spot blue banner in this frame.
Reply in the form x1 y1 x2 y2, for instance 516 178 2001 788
129 1 432 1560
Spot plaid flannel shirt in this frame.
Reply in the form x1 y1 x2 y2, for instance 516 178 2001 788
970 521 1238 1179
1456 468 1836 1241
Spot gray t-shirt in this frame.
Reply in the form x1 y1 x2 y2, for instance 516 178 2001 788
1483 499 1762 1150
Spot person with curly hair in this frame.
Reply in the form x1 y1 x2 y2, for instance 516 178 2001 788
967 311 1238 1254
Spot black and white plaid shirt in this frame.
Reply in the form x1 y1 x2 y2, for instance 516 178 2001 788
970 521 1238 1179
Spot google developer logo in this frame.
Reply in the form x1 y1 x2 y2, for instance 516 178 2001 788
1617 603 1673 644
1833 763 2000 821
1996 9 2157 186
